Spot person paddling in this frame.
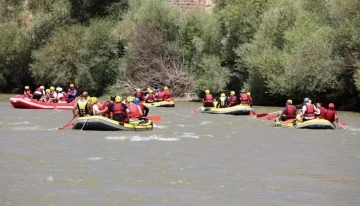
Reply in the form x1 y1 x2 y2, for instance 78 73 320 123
134 97 149 117
23 86 33 98
67 84 77 103
100 96 115 118
33 86 45 101
110 96 130 123
203 90 214 107
278 99 297 121
239 89 250 105
301 97 319 122
315 103 326 119
324 103 338 125
216 93 228 108
163 86 172 101
72 91 91 118
145 89 155 103
90 97 100 115
227 91 237 107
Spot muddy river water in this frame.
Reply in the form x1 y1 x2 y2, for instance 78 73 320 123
0 101 360 205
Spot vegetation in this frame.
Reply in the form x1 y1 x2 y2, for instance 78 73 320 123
0 0 359 109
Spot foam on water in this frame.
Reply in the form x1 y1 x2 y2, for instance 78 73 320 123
86 157 103 161
199 121 212 125
346 126 360 132
8 121 30 125
181 132 200 139
105 135 179 142
153 124 168 129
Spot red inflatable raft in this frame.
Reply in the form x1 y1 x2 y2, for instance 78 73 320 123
10 95 76 109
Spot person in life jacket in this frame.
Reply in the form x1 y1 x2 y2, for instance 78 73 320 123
44 89 51 102
247 92 253 107
227 91 237 107
67 83 77 103
73 91 91 118
163 86 172 101
100 96 115 118
90 97 100 116
145 89 155 103
56 87 67 103
33 86 45 101
239 89 250 105
216 93 228 108
315 103 326 119
134 97 149 117
203 90 214 107
48 86 58 103
127 96 144 119
278 99 297 121
23 86 33 98
109 96 130 123
134 88 144 100
155 88 164 102
324 103 338 124
301 97 319 121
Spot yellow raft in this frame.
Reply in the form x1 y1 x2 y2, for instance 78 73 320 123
142 100 175 107
200 104 252 115
275 118 335 129
72 116 153 131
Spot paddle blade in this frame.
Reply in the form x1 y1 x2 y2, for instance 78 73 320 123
249 110 255 116
266 115 277 120
256 113 268 118
191 109 199 114
147 115 162 123
338 121 347 126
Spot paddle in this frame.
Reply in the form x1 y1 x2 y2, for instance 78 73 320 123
337 121 346 129
147 115 162 123
266 114 278 120
58 116 77 130
256 111 279 118
191 107 202 114
46 95 57 110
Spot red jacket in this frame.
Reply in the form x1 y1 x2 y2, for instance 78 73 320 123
203 94 214 103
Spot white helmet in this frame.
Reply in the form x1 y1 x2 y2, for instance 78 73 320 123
59 87 63 92
56 87 61 92
40 86 44 89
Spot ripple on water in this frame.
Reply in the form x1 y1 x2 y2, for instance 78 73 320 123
153 124 168 129
86 157 103 161
105 135 179 142
181 132 200 139
8 121 30 125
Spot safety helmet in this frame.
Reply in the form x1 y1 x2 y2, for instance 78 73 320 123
247 92 251 96
241 89 246 93
309 99 312 104
110 95 116 101
220 93 225 97
24 86 29 90
149 89 153 94
156 88 161 92
328 103 335 110
45 89 50 93
147 88 151 91
136 88 141 92
91 97 97 104
304 97 310 102
134 97 140 104
40 86 45 90
164 86 168 90
50 86 55 91
205 90 210 94
287 99 292 105
58 87 63 92
87 96 91 101
115 96 122 103
69 83 74 88
230 91 235 95
127 96 134 102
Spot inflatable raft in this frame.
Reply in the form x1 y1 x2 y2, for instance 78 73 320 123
275 118 335 129
72 116 153 131
10 95 76 109
200 104 252 115
142 100 175 107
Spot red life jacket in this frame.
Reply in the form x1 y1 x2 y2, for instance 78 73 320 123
139 103 145 113
163 90 171 100
204 94 214 103
60 92 68 101
324 109 335 122
113 103 127 116
135 91 143 99
128 103 141 118
240 93 249 104
304 104 315 117
67 88 75 95
285 105 296 119
229 96 237 106
24 90 31 98
157 91 164 100
102 101 109 110
146 94 154 101
49 91 56 98
315 107 326 118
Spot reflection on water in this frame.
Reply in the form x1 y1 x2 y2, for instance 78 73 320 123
0 102 360 205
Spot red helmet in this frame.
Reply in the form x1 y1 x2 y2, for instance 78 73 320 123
328 103 335 110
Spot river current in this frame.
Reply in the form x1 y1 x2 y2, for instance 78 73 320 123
0 102 359 205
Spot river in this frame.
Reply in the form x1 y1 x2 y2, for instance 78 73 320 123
0 101 360 205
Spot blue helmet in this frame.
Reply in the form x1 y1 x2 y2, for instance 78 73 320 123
304 97 310 102
156 88 161 92
134 97 140 104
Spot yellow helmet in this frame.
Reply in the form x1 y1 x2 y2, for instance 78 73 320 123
136 88 141 92
87 96 91 101
127 96 134 102
91 97 97 104
287 99 293 105
149 89 153 94
147 88 151 91
50 86 55 91
69 83 74 88
45 89 50 93
309 99 312 104
164 86 168 90
230 91 235 95
247 92 251 96
205 90 210 94
220 93 225 97
24 86 29 90
115 96 122 103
